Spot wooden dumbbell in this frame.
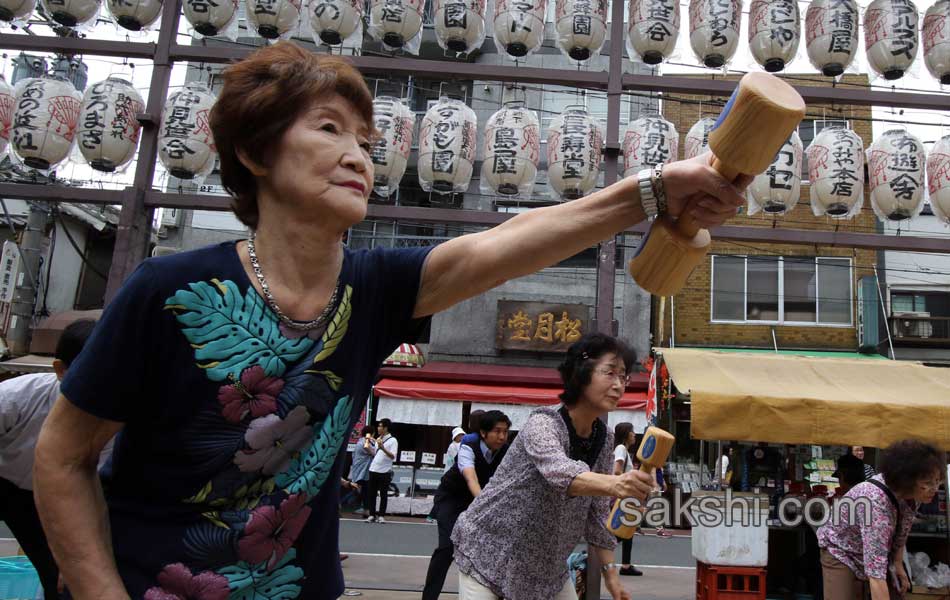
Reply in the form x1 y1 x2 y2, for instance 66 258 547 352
606 426 676 539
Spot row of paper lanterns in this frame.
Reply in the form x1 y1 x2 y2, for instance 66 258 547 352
0 74 217 181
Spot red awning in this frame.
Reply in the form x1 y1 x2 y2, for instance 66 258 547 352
374 378 648 410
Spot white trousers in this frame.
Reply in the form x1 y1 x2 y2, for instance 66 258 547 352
458 571 579 600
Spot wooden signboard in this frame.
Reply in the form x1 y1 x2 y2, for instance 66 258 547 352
495 300 591 353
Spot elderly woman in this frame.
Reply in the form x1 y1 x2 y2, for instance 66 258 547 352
818 439 945 600
452 333 652 600
33 42 747 600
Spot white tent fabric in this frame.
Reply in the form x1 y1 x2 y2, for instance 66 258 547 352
376 397 462 426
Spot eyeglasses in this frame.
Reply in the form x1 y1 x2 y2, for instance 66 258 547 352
918 479 942 492
595 367 632 385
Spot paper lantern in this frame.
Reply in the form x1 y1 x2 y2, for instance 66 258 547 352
0 0 36 22
748 0 800 72
864 0 920 80
11 77 81 171
627 0 680 64
923 0 950 84
369 0 424 49
40 0 100 27
684 116 716 159
158 82 217 181
747 131 802 214
434 0 487 53
0 76 13 155
106 0 161 29
310 0 363 44
183 0 238 36
246 0 301 39
76 77 144 173
805 0 859 76
555 0 608 61
868 129 926 221
370 96 414 197
494 0 547 58
622 115 678 179
927 134 950 224
688 0 741 68
546 106 603 200
806 127 864 218
481 101 540 197
418 97 477 195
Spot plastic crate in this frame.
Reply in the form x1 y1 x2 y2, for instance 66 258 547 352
0 556 41 600
696 562 767 600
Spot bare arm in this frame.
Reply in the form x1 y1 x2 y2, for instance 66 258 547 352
568 470 653 499
595 545 630 600
34 395 126 600
378 438 396 459
868 578 889 600
461 466 482 497
613 459 624 476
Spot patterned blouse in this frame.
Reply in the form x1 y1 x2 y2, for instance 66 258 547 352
817 474 917 581
452 406 617 600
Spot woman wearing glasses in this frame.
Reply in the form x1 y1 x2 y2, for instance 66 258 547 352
817 439 945 600
451 333 654 600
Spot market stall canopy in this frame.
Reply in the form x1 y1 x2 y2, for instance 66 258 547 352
659 348 950 450
383 343 425 367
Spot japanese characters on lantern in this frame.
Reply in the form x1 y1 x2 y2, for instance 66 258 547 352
310 0 363 45
627 0 680 64
864 0 920 80
418 97 478 194
805 0 859 77
433 0 487 53
494 0 547 59
806 127 864 218
546 105 603 200
246 0 302 40
182 0 239 36
928 134 950 224
684 116 716 159
369 0 425 51
622 115 678 179
77 77 144 173
748 0 800 72
40 0 101 27
370 96 414 198
157 82 217 181
0 0 36 23
106 0 162 30
688 0 742 68
11 77 82 171
554 0 608 62
923 0 950 84
868 129 926 221
481 101 541 198
747 132 802 215
0 76 13 155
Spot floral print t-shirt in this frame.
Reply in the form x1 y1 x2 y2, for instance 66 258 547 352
61 241 432 600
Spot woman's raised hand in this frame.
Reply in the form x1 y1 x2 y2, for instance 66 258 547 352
613 470 655 500
662 152 754 229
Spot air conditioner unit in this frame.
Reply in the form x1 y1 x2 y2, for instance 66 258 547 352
892 312 932 338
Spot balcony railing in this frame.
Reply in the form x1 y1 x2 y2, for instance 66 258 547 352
889 315 950 346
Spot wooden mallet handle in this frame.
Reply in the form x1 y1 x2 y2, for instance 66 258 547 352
674 158 742 240
605 426 675 539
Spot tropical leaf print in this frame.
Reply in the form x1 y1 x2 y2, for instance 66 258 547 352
274 395 354 497
217 548 304 600
183 521 241 570
312 285 352 364
276 355 336 418
165 279 314 382
305 370 342 391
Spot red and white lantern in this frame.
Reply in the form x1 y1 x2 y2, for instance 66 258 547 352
546 105 603 200
928 134 950 224
864 0 920 80
77 76 144 173
158 82 217 181
747 131 802 214
11 77 81 171
311 0 363 45
805 0 859 76
434 0 487 53
748 0 800 72
0 0 36 22
627 0 680 64
246 0 302 39
868 129 926 221
555 0 608 61
369 0 424 49
183 0 238 36
923 0 950 84
481 101 540 197
370 96 414 198
494 0 547 59
806 127 864 218
684 117 716 159
418 97 477 195
106 0 161 30
0 76 14 155
688 0 742 68
622 115 678 178
40 0 100 27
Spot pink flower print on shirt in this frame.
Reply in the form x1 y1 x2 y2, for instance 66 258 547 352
217 365 285 424
237 493 312 571
143 563 230 600
234 406 312 475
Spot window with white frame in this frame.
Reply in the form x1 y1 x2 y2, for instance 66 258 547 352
710 255 853 325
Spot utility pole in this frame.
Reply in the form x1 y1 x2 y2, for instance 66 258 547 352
8 202 48 357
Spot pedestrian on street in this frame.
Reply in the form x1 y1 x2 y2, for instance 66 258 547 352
444 426 467 474
653 466 672 538
349 425 376 514
32 42 750 600
452 333 656 600
612 422 643 577
366 418 398 523
422 410 511 600
851 445 877 480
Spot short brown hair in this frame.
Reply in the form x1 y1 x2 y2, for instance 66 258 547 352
210 42 375 229
879 439 945 496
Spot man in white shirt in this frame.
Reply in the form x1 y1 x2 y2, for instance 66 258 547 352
366 418 398 523
0 319 96 600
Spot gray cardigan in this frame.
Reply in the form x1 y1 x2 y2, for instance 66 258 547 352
451 406 617 600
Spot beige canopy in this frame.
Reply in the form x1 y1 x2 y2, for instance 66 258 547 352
658 348 950 450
